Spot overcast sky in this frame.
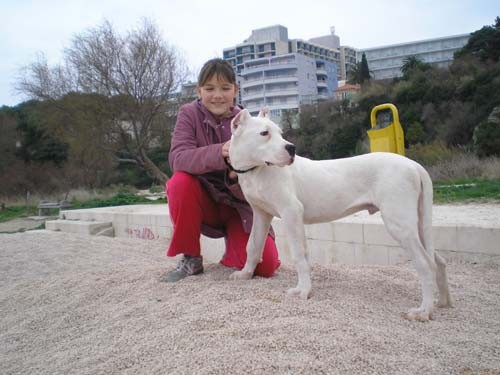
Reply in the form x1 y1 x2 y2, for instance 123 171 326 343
1 0 498 106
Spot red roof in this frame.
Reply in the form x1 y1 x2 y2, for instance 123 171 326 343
335 84 361 92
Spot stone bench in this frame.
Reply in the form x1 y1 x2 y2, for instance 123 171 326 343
38 201 72 216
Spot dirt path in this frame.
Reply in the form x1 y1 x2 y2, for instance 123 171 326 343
1 230 499 374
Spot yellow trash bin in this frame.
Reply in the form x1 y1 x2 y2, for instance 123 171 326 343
367 103 405 156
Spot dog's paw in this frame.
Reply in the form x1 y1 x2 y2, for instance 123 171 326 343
286 287 311 300
437 298 453 309
229 270 253 280
402 307 433 322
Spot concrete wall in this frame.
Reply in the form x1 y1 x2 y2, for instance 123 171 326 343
56 204 500 266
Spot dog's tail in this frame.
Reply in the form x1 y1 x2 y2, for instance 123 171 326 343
417 166 434 258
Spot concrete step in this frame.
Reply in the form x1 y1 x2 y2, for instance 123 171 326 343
46 219 114 237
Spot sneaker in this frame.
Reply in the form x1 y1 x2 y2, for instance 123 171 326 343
160 255 203 283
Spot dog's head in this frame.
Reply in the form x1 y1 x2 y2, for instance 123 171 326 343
229 108 295 171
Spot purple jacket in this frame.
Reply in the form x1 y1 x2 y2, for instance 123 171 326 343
169 99 253 238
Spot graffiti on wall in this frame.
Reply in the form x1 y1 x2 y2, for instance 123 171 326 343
125 227 159 240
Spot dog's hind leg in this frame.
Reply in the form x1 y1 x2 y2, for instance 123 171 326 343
416 168 452 309
435 252 452 308
382 208 437 321
229 207 273 280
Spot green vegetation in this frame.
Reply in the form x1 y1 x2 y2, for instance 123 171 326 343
0 192 166 223
348 52 372 84
0 206 36 223
434 179 500 202
71 193 165 209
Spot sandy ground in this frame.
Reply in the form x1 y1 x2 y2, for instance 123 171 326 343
1 230 499 374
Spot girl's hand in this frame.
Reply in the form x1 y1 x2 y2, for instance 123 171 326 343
222 140 231 158
228 170 238 180
223 141 238 180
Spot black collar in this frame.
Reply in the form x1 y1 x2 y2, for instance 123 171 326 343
225 158 257 174
232 165 257 174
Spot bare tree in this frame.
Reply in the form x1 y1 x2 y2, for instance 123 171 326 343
16 18 188 182
16 53 77 100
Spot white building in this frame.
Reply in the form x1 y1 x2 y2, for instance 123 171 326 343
239 53 337 118
340 46 358 82
358 34 470 80
223 25 339 123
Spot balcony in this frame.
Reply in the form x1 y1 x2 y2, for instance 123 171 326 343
242 87 299 101
262 74 298 84
241 74 298 89
316 68 327 76
242 91 266 101
244 101 300 115
242 61 298 75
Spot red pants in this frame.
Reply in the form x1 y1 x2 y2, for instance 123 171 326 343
166 172 280 277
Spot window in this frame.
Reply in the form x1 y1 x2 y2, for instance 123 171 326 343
271 109 281 117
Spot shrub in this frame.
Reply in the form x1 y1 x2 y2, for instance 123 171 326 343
406 122 427 145
419 152 500 182
474 120 500 157
405 141 500 181
406 140 456 166
474 106 500 157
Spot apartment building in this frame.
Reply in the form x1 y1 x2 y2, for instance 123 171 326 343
358 34 470 80
340 46 357 82
223 25 339 123
223 25 290 74
239 53 337 118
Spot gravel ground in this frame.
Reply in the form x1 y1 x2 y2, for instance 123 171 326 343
1 230 499 375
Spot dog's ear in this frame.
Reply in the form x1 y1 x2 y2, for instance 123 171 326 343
231 109 250 135
258 106 270 119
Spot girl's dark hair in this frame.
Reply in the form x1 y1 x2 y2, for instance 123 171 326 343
198 58 236 86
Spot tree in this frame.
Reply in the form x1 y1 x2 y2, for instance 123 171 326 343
347 53 371 84
359 53 371 83
406 122 427 145
16 18 188 183
0 107 18 173
474 105 500 157
401 55 431 80
455 17 500 62
347 63 361 84
14 102 68 165
280 109 298 130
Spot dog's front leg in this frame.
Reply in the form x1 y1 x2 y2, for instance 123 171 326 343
229 207 273 280
283 207 311 300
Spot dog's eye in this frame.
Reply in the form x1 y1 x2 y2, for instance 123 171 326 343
260 131 269 136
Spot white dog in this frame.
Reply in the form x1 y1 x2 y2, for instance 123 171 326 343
228 108 452 321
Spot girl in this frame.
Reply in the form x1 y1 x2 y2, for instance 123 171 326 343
162 58 280 282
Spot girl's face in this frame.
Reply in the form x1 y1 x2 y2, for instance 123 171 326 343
197 74 238 119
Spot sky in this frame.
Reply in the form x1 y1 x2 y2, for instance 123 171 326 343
1 0 498 107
